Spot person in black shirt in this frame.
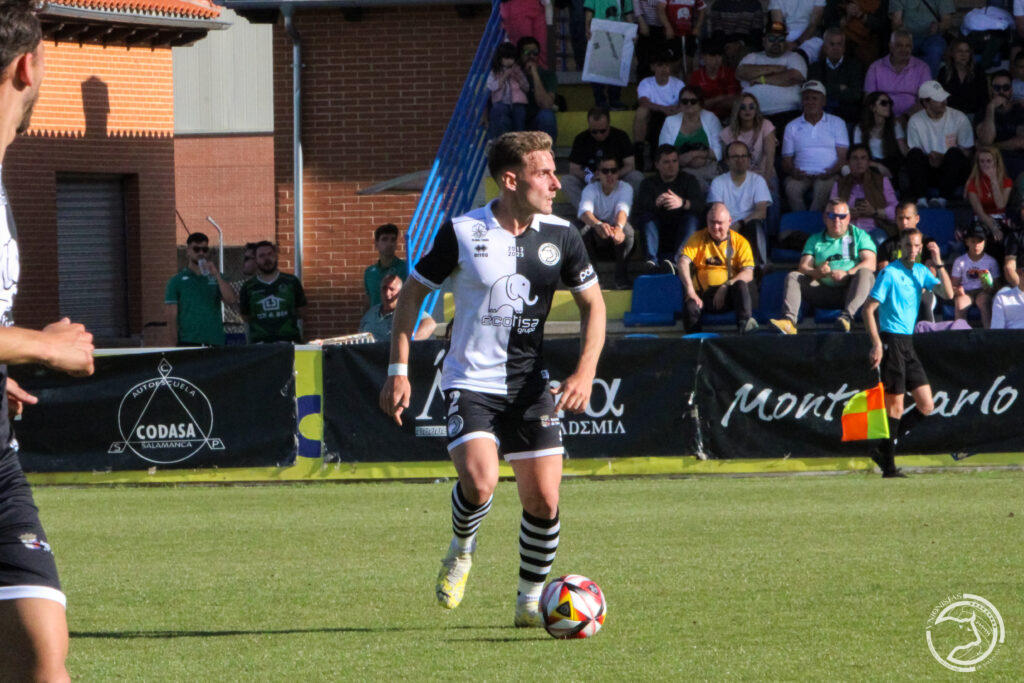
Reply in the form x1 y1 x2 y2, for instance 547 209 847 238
561 107 645 210
634 144 705 272
976 70 1024 180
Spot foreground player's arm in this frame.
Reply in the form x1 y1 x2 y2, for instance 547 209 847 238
862 298 883 369
556 283 606 414
379 277 433 425
0 319 95 376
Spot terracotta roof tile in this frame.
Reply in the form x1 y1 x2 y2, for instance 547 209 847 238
48 0 222 20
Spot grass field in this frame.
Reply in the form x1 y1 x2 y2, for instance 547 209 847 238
36 471 1022 681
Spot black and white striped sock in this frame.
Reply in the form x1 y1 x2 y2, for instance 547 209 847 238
451 482 491 552
517 509 559 599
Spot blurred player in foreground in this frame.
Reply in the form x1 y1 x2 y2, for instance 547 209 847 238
380 131 605 626
0 1 96 679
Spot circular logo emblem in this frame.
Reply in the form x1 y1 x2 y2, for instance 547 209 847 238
447 415 464 438
538 243 561 266
926 594 1005 672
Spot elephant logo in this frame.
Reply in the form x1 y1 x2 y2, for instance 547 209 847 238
488 274 538 314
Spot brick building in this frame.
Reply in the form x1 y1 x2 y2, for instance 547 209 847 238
4 0 224 340
227 0 491 339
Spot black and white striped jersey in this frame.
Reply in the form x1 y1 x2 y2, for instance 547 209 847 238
412 201 598 397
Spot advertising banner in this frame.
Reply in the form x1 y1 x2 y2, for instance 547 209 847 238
13 345 296 471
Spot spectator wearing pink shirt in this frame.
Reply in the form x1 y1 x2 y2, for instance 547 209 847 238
864 29 930 119
500 0 550 68
831 144 898 243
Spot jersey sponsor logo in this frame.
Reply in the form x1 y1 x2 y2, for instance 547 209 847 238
488 274 538 315
259 294 285 312
19 533 52 554
705 256 724 266
447 415 464 437
474 244 488 258
108 358 225 464
538 242 561 266
578 264 595 283
481 312 541 334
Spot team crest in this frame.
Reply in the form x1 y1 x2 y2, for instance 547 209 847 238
538 243 561 266
19 533 51 553
108 358 225 464
471 223 488 240
447 415 464 438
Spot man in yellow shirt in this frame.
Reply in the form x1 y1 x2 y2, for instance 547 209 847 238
676 202 759 333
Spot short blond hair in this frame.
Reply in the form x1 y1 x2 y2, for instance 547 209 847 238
488 131 553 180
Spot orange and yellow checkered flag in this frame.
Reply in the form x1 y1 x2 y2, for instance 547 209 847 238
841 382 890 442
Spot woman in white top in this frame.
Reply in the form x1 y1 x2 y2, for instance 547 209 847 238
852 91 908 179
659 86 722 190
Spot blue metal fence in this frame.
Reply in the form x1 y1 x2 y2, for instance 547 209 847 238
406 0 506 327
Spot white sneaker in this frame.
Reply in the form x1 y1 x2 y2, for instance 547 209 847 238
436 540 475 609
514 595 544 628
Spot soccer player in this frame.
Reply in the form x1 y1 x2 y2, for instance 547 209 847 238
1 1 96 679
862 229 952 478
379 131 606 626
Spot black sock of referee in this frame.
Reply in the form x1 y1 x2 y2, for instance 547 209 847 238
877 416 900 473
898 407 927 439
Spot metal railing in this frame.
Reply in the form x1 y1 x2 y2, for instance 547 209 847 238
405 0 505 329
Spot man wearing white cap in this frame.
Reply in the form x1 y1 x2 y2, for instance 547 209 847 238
781 79 849 211
905 80 974 207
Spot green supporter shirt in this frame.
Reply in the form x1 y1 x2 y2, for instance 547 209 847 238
239 273 308 343
584 0 634 20
801 225 877 287
164 268 226 346
363 258 408 307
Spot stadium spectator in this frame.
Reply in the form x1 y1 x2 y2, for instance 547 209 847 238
239 241 308 343
708 0 765 63
633 50 685 170
658 85 723 190
1012 50 1024 102
823 0 890 64
0 3 96 678
708 140 771 271
852 91 908 179
736 21 808 131
807 27 865 124
770 198 877 334
686 39 740 120
720 92 780 234
905 80 974 208
500 0 549 68
863 29 930 118
224 242 258 345
379 130 606 628
518 37 558 141
487 42 530 139
781 80 850 212
563 107 644 210
364 223 408 307
165 232 238 347
635 0 669 80
951 224 1000 328
876 202 938 322
936 38 988 122
889 0 952 78
991 259 1024 327
863 229 954 477
359 274 436 342
659 0 706 63
769 0 826 63
1003 199 1024 288
677 203 760 333
830 143 898 242
635 144 705 273
975 70 1024 180
964 146 1013 256
578 157 636 289
584 0 634 109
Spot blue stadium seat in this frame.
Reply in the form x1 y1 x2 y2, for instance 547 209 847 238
624 333 659 339
682 332 720 339
700 310 738 326
770 211 820 264
623 274 682 327
917 208 956 258
753 270 791 323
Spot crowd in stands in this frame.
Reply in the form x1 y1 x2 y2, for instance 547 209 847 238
480 5 1024 332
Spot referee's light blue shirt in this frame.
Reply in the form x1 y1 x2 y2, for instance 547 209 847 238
869 261 940 335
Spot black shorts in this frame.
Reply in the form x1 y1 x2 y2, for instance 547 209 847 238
880 333 930 396
0 449 63 603
444 388 563 461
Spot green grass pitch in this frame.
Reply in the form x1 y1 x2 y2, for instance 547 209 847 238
37 471 1023 680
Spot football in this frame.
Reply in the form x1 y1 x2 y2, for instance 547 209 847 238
540 574 606 639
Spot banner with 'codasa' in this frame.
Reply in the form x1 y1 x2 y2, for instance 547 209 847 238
12 345 297 471
321 338 701 462
695 330 1024 458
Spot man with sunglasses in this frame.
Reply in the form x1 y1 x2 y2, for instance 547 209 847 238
563 107 644 211
165 232 238 346
976 70 1024 179
578 157 636 288
736 20 808 131
770 198 876 334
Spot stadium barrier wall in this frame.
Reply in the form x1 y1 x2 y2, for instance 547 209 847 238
14 333 1024 483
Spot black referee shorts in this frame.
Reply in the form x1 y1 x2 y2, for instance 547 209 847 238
880 332 930 396
0 449 63 600
444 387 564 461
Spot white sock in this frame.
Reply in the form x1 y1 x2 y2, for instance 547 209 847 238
453 534 475 553
517 578 544 601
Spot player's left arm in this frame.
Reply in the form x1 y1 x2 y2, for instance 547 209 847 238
556 283 606 415
380 277 433 425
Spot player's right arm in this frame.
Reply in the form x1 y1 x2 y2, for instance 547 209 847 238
379 278 432 425
0 319 94 376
